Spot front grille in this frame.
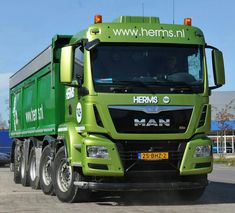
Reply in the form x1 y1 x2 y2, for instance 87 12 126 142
109 106 193 134
116 140 186 174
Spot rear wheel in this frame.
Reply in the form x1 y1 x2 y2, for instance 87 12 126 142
20 152 30 186
28 147 40 189
53 146 90 202
13 144 21 184
40 145 54 195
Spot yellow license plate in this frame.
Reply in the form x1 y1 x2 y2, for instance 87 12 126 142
138 152 169 160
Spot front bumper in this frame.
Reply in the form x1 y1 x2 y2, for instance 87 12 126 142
79 134 212 177
74 179 208 191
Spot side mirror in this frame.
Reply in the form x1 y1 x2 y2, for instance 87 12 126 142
60 46 73 83
85 39 100 51
212 49 225 86
206 45 225 90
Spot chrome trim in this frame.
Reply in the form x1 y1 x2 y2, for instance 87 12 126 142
73 163 82 167
75 126 85 132
108 106 193 114
10 127 55 136
58 127 68 132
73 144 82 150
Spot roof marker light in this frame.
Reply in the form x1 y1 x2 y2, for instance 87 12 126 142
94 15 102 24
184 18 192 26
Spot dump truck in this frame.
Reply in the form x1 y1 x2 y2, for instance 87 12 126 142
9 15 225 202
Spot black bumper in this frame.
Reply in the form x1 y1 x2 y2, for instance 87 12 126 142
74 179 208 191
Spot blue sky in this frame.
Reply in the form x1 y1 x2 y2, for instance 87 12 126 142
0 0 234 122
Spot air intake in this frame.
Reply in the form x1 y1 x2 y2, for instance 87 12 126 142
93 105 104 127
198 105 207 128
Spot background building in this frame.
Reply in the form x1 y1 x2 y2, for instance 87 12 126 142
209 91 235 154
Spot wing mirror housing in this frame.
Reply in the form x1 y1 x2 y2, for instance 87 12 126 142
60 46 73 83
206 45 225 90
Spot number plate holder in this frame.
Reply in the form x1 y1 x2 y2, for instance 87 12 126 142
138 152 169 160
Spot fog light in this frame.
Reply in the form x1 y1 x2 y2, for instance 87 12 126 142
87 146 109 159
194 145 211 157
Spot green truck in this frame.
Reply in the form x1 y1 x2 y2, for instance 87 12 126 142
9 15 225 202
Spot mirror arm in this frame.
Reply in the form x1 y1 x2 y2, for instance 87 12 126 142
209 85 222 90
85 39 100 51
205 44 218 51
81 39 88 47
78 87 89 96
63 83 77 88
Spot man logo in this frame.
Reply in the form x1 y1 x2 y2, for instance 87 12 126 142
134 118 170 127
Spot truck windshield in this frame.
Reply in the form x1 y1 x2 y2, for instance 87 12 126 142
90 43 204 93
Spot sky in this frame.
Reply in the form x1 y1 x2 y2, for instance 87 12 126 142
0 0 235 123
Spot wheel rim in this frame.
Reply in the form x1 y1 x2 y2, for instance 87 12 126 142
30 154 36 181
57 161 72 192
42 158 52 186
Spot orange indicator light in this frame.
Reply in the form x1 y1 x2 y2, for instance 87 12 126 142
94 15 102 24
184 18 192 26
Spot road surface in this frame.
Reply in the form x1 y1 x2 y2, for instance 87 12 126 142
0 164 235 213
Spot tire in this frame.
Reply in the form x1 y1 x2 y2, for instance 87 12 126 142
13 144 21 184
28 147 40 189
39 145 54 195
20 152 30 186
53 146 90 203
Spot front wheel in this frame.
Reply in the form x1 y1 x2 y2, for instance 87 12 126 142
53 146 90 203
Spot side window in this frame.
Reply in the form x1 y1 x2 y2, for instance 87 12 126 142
74 47 84 82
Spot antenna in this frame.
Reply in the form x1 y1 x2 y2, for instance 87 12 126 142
173 0 175 24
142 2 145 17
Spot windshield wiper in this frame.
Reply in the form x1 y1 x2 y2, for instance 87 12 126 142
109 85 131 93
135 79 202 93
142 78 192 87
96 79 202 93
163 80 204 93
112 80 156 94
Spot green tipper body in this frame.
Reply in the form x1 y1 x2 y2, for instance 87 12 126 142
10 16 222 193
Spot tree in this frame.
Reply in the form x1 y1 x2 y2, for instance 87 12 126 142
214 99 235 131
0 113 7 130
212 99 235 155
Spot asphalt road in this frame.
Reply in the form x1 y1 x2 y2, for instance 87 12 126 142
0 164 235 213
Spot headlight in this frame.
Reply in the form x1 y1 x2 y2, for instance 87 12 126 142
87 146 109 159
194 145 211 157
